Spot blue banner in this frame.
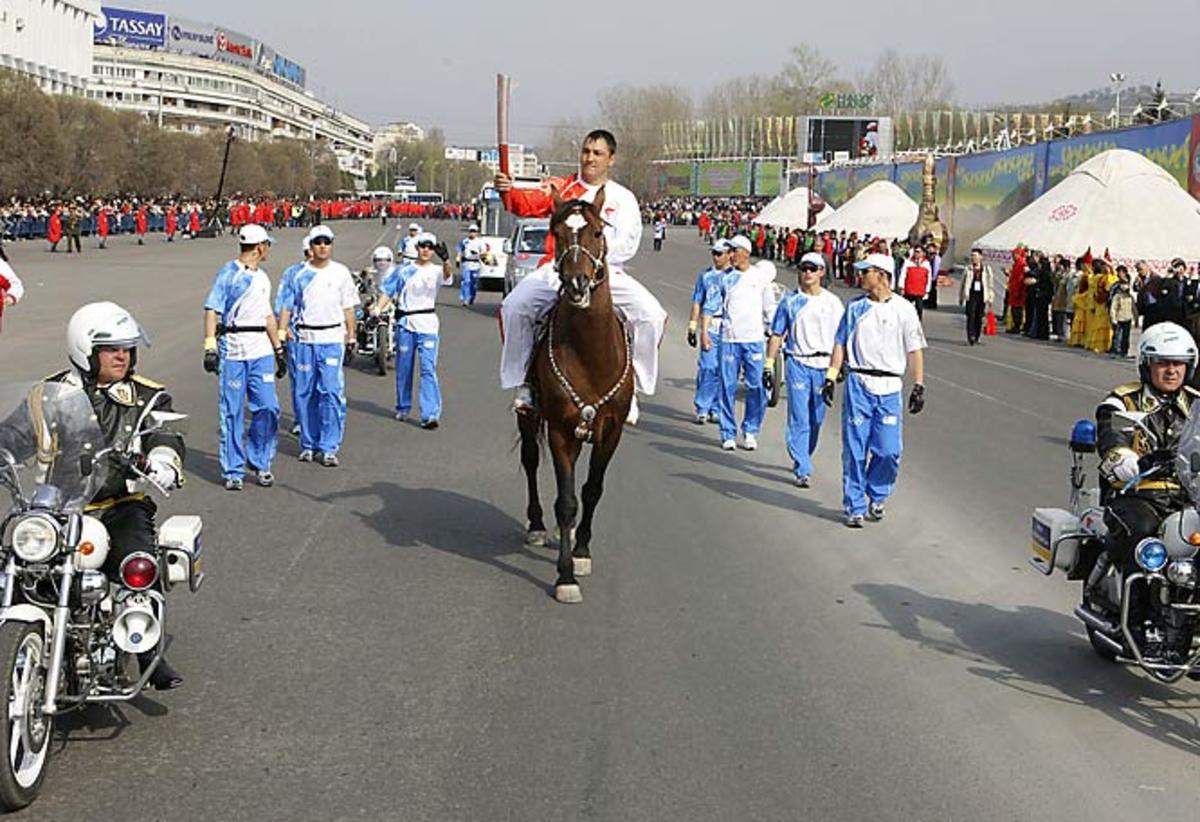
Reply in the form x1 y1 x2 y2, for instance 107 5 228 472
272 53 306 88
94 7 166 48
1044 118 1192 192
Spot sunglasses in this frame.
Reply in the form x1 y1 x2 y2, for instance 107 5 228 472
799 263 821 272
310 237 332 246
416 242 436 249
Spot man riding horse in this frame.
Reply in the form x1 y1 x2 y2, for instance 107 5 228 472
494 129 667 424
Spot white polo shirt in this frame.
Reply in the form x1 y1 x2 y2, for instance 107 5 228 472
835 294 927 395
293 260 360 345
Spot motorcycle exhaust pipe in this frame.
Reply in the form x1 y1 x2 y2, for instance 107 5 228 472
1074 605 1118 636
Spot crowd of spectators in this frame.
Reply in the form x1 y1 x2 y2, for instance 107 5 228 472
999 249 1199 358
0 196 475 251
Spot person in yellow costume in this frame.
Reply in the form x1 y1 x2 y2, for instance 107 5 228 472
1068 257 1090 347
1085 259 1118 353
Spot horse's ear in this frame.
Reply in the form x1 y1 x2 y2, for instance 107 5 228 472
591 185 606 217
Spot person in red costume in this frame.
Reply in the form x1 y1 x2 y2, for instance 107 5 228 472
1005 246 1028 333
188 207 201 237
165 205 177 242
495 129 667 421
47 207 63 252
96 202 110 249
0 256 24 331
135 205 148 245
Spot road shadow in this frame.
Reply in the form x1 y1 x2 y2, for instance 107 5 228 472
652 440 793 486
855 583 1200 755
346 393 395 421
307 482 557 596
183 446 224 487
671 471 843 522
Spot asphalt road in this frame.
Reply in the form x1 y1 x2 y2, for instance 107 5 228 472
2 221 1198 821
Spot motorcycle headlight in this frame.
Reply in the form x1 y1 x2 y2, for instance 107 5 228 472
10 514 60 563
1135 538 1170 573
1167 558 1197 587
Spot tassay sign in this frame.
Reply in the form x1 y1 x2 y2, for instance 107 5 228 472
94 7 166 48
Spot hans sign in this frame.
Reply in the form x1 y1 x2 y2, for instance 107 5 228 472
213 28 256 66
94 7 166 48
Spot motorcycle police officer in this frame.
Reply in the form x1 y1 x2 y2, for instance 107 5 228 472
0 302 186 689
203 225 285 490
1095 322 1200 576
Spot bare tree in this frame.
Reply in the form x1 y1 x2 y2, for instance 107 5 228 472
596 83 693 194
858 50 954 118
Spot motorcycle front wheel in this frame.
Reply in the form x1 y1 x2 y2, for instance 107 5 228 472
0 623 51 810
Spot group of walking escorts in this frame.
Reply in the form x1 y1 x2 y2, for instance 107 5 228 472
689 244 927 527
203 221 454 489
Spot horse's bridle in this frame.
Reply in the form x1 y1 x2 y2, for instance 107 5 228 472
553 212 609 290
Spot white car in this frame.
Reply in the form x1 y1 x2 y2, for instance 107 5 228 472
476 235 508 292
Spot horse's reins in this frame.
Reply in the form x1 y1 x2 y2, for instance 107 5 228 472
547 209 630 442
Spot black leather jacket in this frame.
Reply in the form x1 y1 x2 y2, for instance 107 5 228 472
1096 380 1198 505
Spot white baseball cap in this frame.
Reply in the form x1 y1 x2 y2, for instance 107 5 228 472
729 235 752 252
468 223 480 232
854 253 895 276
238 224 273 245
408 222 421 231
800 252 826 269
308 225 334 242
711 239 730 253
416 232 438 246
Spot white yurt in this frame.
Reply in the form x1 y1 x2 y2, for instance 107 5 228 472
752 187 834 229
974 149 1200 268
813 180 919 239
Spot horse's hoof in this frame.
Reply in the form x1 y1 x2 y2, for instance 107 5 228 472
554 584 583 604
573 557 592 576
526 529 547 547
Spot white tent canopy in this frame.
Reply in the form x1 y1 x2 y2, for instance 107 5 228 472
752 186 834 229
813 180 918 239
974 149 1200 268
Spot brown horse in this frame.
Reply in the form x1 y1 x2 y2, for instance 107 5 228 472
517 186 634 604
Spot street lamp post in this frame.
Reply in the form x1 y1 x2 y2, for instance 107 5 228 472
1110 72 1127 127
201 124 237 237
413 160 425 190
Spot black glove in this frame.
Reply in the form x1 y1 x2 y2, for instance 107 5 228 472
274 347 288 380
908 384 926 415
203 349 219 374
820 379 836 407
836 366 847 384
687 329 698 348
1138 449 1175 473
762 366 775 395
434 241 449 262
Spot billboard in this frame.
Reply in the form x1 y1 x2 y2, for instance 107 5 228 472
1190 115 1200 200
94 7 166 49
753 161 782 197
166 16 216 58
271 52 306 88
658 163 694 197
444 147 479 161
697 162 749 196
212 27 258 68
953 146 1039 255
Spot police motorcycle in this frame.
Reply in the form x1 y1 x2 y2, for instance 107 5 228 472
346 266 394 376
0 382 202 809
1030 359 1200 684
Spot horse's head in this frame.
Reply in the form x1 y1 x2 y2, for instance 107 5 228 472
550 186 607 309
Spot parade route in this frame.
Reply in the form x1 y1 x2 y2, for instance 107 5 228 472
4 224 1198 821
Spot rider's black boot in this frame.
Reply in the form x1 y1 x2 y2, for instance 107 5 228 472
138 652 184 690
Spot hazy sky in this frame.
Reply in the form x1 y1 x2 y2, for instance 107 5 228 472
140 0 1199 148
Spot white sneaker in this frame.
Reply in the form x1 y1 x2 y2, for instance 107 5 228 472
626 395 639 426
512 385 534 413
721 439 737 451
741 433 758 451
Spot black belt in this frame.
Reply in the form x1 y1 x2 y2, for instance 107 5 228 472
850 367 903 378
216 323 267 336
793 350 831 358
297 323 341 331
396 308 436 317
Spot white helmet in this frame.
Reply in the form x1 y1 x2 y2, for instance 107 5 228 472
1138 321 1198 383
66 302 150 378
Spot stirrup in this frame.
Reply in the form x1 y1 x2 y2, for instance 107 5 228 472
513 385 534 414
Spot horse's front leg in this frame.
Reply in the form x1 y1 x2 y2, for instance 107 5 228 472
548 426 583 603
573 419 625 577
517 411 546 546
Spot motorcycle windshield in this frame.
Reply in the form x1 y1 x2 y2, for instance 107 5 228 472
0 381 108 513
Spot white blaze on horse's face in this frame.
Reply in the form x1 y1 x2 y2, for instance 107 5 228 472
564 213 587 231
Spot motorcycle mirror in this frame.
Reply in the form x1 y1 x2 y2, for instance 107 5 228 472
149 411 189 435
1190 452 1200 475
79 452 93 477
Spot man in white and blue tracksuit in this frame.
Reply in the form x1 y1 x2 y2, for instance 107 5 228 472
765 252 844 488
823 253 927 528
202 224 286 490
398 222 421 263
374 232 446 428
687 239 732 424
274 235 312 437
277 224 360 467
700 234 777 451
456 223 485 306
